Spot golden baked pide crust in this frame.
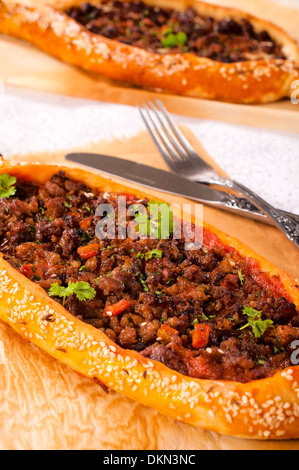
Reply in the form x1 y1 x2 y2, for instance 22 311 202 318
0 161 299 440
0 0 298 103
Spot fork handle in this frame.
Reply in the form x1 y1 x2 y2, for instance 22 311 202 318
225 193 299 225
213 177 299 249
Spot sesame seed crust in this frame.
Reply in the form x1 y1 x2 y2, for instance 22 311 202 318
0 0 298 104
0 161 299 440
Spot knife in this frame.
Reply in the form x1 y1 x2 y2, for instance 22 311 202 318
65 153 299 226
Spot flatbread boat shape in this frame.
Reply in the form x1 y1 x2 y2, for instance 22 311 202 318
0 0 298 103
0 161 299 440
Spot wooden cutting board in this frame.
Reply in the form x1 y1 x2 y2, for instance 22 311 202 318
0 0 299 132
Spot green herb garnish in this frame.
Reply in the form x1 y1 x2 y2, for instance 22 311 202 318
82 230 92 245
258 359 266 365
161 30 188 48
139 274 149 292
145 249 163 261
49 281 96 306
198 312 216 321
239 306 273 339
273 345 285 354
238 269 245 285
0 174 16 199
273 336 285 354
85 206 94 214
198 312 209 321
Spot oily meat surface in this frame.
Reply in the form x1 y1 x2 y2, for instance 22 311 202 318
0 172 298 383
65 1 286 63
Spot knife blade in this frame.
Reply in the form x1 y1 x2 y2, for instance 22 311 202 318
64 153 292 226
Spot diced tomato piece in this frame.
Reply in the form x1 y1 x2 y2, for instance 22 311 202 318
104 299 131 317
80 217 92 230
34 266 43 278
192 324 211 349
20 264 34 278
77 243 99 259
157 324 179 342
70 209 81 219
20 264 43 280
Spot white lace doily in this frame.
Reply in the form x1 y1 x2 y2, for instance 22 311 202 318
0 84 298 214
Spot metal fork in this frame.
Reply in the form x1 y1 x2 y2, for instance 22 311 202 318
138 100 299 250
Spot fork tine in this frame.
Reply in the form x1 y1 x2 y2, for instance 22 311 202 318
155 99 198 158
137 105 176 169
148 101 187 161
139 103 182 163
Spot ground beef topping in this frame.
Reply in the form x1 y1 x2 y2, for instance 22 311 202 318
0 171 298 383
65 1 286 63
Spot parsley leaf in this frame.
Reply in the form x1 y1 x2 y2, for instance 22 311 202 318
240 306 273 338
49 281 96 306
0 174 17 199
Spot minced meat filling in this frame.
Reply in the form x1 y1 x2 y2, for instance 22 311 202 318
65 1 286 63
0 171 298 383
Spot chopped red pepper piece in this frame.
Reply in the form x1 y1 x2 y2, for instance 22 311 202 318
20 264 43 280
192 324 211 349
77 243 99 259
104 299 131 317
20 264 34 279
157 324 179 342
80 217 92 230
